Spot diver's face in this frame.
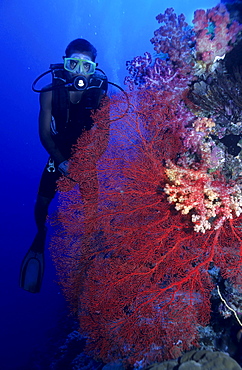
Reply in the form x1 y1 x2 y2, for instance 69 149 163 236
65 52 94 79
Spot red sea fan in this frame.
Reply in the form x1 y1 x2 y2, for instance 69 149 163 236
49 89 242 367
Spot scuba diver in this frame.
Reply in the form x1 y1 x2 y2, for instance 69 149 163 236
20 38 109 293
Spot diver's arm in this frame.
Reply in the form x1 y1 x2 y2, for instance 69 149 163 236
39 90 66 166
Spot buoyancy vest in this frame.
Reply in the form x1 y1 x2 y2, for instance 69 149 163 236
50 67 107 159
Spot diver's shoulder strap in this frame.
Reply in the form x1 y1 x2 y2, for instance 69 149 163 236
51 67 70 127
50 63 66 82
81 71 108 110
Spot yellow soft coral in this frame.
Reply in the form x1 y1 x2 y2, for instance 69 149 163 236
165 161 242 233
193 117 215 132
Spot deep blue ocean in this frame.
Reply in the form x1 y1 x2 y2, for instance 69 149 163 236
0 0 219 369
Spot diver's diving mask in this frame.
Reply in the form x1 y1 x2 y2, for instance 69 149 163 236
64 58 96 75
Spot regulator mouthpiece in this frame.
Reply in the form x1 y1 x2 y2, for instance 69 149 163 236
72 75 88 90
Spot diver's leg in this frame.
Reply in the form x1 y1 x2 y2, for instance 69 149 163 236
20 162 60 292
30 195 52 253
30 162 60 252
34 194 52 232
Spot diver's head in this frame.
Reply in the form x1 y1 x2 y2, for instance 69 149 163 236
65 38 97 61
63 39 97 83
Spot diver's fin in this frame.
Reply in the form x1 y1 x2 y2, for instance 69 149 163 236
19 249 45 293
19 229 46 293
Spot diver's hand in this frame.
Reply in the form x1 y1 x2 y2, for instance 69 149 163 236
58 160 69 176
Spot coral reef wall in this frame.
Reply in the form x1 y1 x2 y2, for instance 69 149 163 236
50 3 242 368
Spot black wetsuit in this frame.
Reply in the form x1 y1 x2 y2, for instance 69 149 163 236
38 95 93 199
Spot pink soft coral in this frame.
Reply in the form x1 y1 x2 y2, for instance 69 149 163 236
193 3 242 66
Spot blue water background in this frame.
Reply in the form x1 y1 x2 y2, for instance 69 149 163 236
0 0 218 368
